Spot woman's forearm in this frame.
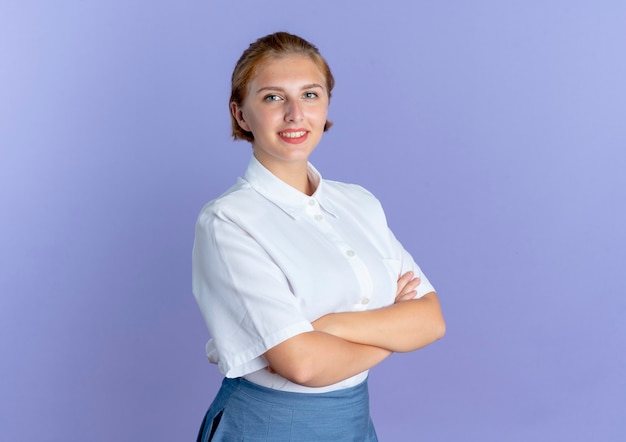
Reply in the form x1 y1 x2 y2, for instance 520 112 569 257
263 288 444 387
313 292 445 353
264 331 391 388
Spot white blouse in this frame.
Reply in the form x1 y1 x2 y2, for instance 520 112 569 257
192 156 435 393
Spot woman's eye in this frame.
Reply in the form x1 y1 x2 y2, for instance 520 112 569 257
264 94 281 102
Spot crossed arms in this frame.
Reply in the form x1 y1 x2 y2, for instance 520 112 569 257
264 271 446 387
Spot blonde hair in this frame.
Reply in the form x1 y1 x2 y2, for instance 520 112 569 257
230 32 335 142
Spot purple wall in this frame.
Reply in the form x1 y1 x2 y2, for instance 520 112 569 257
2 1 625 441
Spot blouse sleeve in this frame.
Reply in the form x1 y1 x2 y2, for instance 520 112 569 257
192 208 314 378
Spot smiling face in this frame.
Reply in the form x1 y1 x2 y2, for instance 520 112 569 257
231 54 329 175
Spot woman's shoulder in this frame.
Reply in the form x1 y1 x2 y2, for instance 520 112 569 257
196 178 257 222
323 179 381 205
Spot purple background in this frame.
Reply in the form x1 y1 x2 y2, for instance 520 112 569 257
2 1 625 441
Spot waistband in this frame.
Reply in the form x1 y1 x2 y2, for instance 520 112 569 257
221 376 370 408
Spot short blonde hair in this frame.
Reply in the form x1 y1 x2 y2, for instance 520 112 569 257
230 32 335 142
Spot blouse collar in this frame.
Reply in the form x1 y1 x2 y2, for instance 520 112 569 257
243 156 338 219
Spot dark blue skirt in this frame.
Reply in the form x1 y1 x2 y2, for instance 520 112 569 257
197 377 378 441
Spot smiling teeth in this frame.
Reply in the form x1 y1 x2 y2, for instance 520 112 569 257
280 131 306 138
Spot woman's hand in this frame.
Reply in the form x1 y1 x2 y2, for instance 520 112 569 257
395 271 421 303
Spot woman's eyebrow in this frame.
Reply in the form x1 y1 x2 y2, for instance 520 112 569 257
255 83 325 94
301 83 324 90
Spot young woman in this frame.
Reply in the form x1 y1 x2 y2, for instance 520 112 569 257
192 31 445 441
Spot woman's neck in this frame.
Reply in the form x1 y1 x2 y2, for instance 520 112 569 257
254 155 314 195
277 165 313 195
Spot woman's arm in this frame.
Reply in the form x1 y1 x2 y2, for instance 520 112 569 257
312 272 446 353
264 272 443 387
264 332 391 388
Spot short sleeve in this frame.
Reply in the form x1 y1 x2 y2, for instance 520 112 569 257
192 208 313 378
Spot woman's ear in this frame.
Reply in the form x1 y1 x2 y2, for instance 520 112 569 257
231 102 251 132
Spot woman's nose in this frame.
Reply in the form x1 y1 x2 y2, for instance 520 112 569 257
285 101 304 123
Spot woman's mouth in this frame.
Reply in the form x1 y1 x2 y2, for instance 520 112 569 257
278 130 309 143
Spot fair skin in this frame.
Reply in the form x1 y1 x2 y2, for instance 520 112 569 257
231 54 328 195
232 54 445 388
